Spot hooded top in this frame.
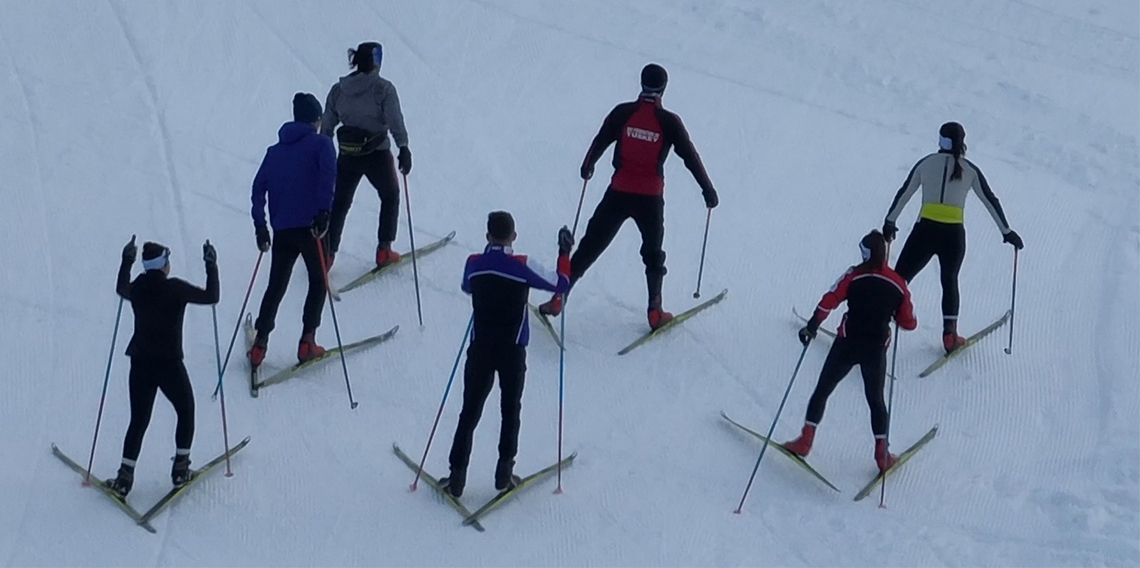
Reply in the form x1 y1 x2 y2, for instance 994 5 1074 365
251 122 336 231
320 70 408 151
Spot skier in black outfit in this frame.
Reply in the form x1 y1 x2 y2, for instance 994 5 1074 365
249 93 336 366
538 63 718 331
784 231 917 473
108 239 219 497
321 41 412 269
440 212 573 498
882 122 1024 354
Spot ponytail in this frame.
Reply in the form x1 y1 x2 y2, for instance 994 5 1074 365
950 151 964 181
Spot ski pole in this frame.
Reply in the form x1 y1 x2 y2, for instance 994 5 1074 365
571 179 589 236
879 322 901 508
555 306 567 494
84 235 134 485
211 250 264 400
315 236 358 409
734 342 809 514
401 173 424 327
693 208 712 299
210 303 234 477
410 315 473 491
1004 249 1019 355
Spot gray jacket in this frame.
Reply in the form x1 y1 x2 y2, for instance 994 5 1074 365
885 152 1011 233
320 71 408 151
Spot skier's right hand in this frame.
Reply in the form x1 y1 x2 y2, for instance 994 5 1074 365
882 220 898 242
202 240 217 265
580 163 594 181
703 187 719 209
122 235 137 264
558 226 574 255
310 210 330 239
256 226 271 252
798 325 817 346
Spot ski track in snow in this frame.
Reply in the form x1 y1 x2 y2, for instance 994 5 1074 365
0 0 1137 566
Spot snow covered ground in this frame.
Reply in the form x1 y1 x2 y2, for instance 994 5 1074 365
1 0 1137 565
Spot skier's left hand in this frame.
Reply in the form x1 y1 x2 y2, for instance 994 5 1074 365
202 240 217 265
798 325 816 346
397 146 412 175
122 235 137 264
558 225 574 254
703 187 719 209
1003 229 1024 250
311 210 330 238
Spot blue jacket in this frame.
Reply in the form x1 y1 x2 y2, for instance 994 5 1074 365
252 122 336 231
462 245 570 346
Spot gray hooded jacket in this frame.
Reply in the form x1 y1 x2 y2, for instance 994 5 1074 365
320 71 408 151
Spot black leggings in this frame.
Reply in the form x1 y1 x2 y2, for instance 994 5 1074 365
894 219 966 322
570 189 666 307
122 358 195 462
448 342 527 472
255 228 326 336
327 150 400 254
804 338 889 436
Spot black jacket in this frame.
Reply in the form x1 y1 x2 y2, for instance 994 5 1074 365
117 260 219 359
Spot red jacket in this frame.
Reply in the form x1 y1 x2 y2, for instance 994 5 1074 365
810 264 917 345
582 97 714 197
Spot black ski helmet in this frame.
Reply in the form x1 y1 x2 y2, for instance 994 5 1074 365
859 231 887 266
641 63 668 95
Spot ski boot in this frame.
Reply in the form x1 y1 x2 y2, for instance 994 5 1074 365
248 333 268 367
297 332 326 363
172 454 193 488
106 464 135 498
538 293 563 317
783 423 817 457
942 319 966 354
375 243 401 268
874 438 898 473
648 307 674 331
439 469 466 498
495 459 521 492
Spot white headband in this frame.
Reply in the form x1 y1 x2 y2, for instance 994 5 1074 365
142 250 169 271
939 136 954 150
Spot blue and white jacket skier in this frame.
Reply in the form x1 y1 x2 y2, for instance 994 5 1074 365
462 244 570 346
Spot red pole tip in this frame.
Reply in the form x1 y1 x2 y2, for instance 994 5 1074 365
554 487 563 495
81 480 92 487
733 509 742 515
409 483 418 492
225 472 234 478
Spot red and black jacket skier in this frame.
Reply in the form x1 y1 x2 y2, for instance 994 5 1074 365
785 231 918 473
538 63 719 331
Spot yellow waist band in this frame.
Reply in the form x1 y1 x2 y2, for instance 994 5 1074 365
920 203 965 224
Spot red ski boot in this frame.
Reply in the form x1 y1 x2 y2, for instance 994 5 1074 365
375 246 401 268
875 438 898 473
538 293 563 317
648 308 674 331
942 319 966 354
248 334 268 367
297 332 326 363
783 423 817 457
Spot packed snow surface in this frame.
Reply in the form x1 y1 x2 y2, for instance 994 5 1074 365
1 0 1137 566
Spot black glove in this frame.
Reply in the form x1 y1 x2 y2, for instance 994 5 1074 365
882 220 898 242
798 325 817 346
703 188 719 209
122 235 137 264
558 226 574 255
256 226 271 252
311 210 330 238
397 146 412 175
1003 229 1024 250
203 240 217 265
580 163 594 181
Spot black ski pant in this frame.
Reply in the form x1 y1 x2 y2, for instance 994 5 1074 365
894 219 966 329
327 149 400 254
255 228 325 336
122 357 195 463
804 338 890 437
570 189 666 308
448 341 527 475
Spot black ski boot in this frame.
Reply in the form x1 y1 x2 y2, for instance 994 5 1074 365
439 469 466 498
171 454 193 488
106 464 134 498
495 459 521 491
